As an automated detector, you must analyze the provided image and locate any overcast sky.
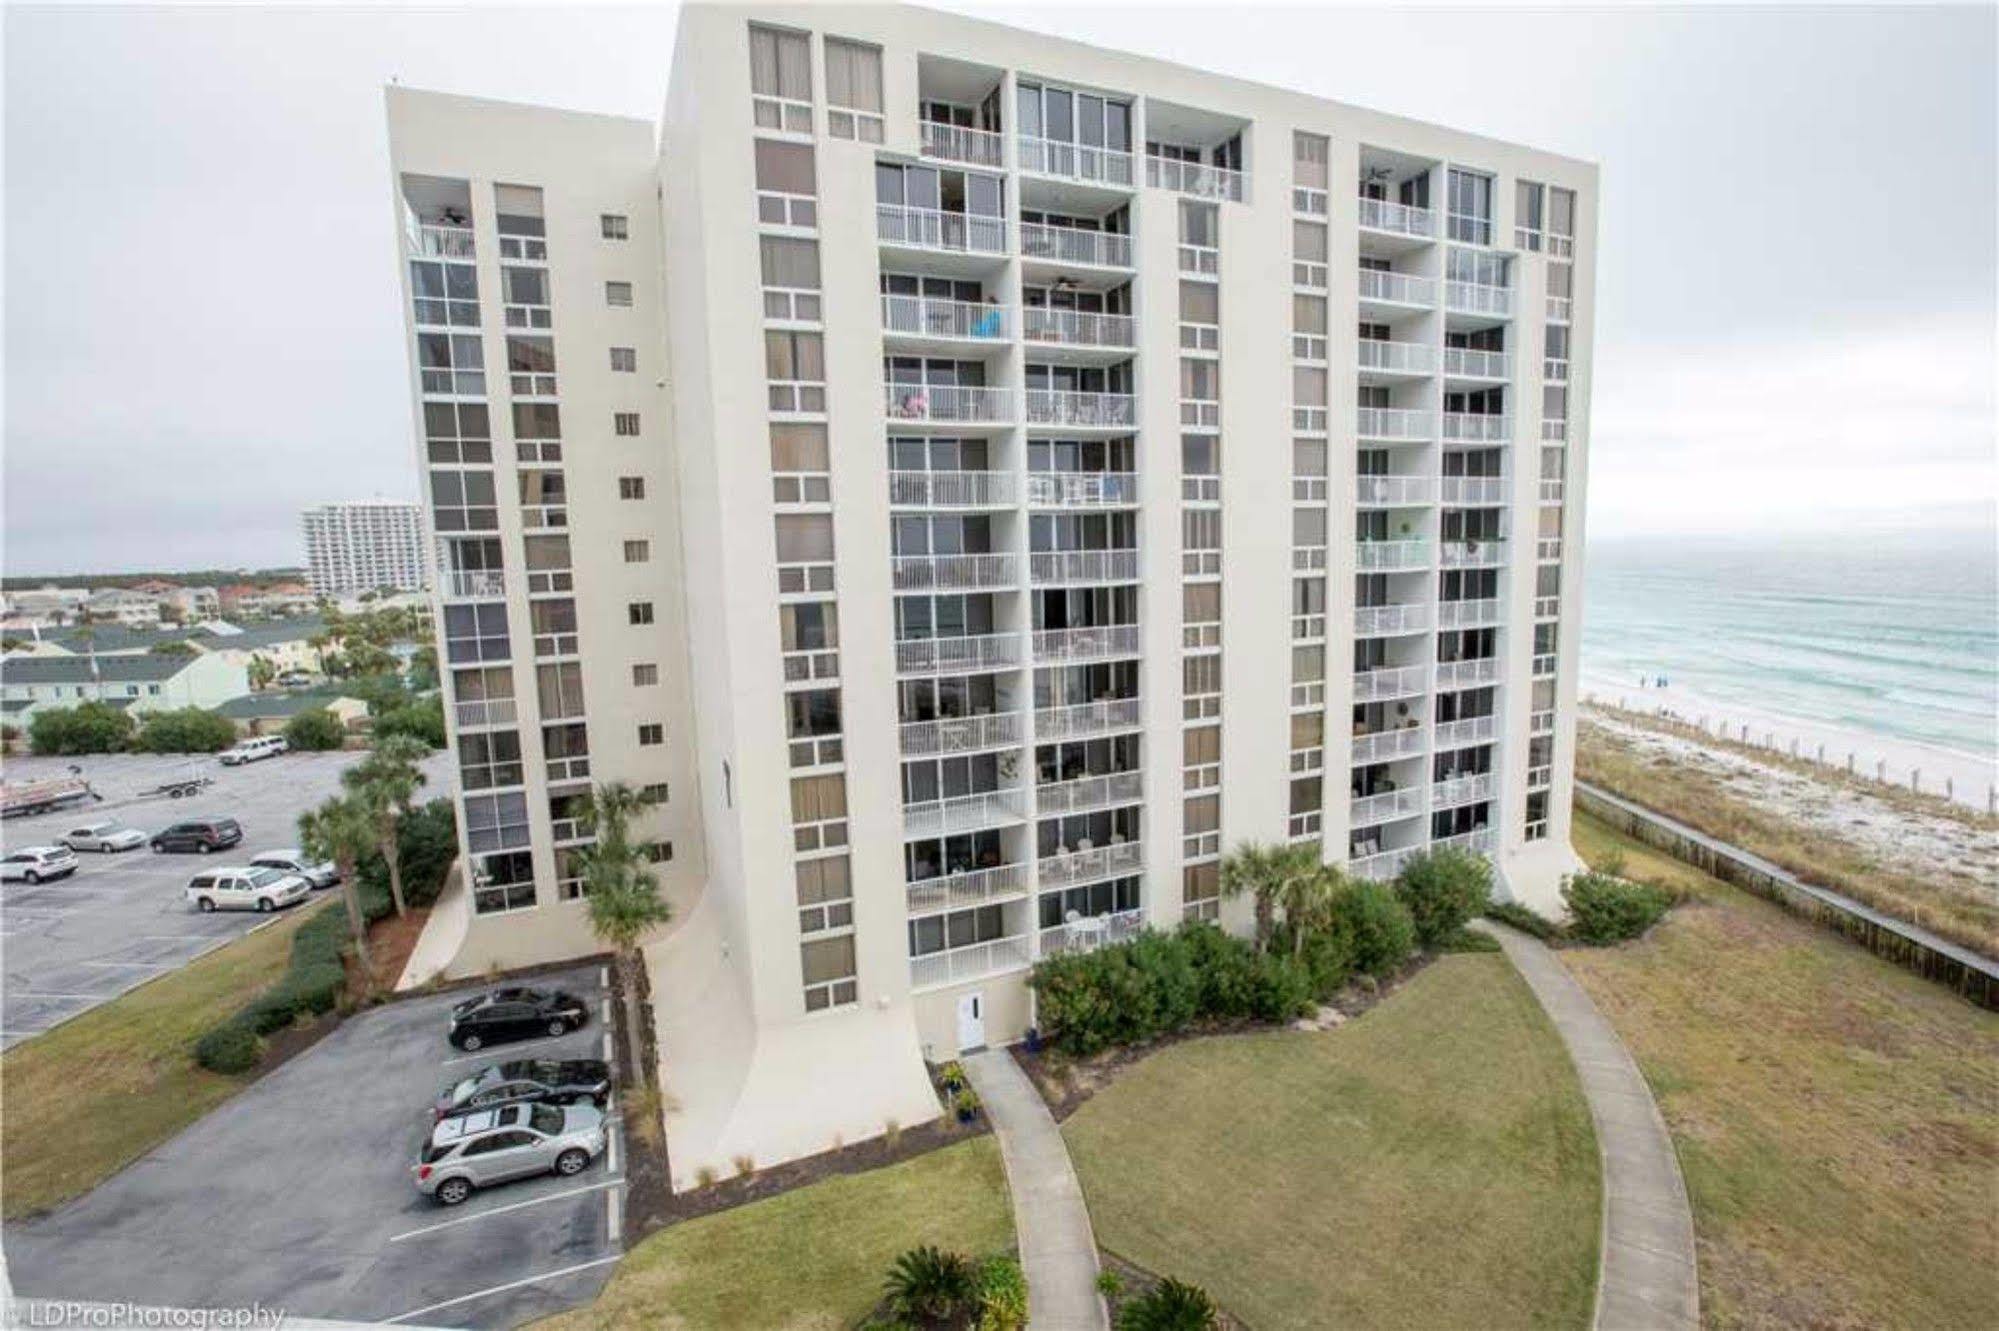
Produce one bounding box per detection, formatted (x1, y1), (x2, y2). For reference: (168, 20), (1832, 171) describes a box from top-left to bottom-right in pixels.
(4, 1), (1994, 575)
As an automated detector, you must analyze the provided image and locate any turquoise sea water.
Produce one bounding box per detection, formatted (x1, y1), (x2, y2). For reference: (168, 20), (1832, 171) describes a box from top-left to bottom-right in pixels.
(1581, 525), (1999, 761)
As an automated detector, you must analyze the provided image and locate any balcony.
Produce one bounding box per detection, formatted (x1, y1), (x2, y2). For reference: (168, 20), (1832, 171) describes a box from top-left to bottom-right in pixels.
(1037, 770), (1142, 816)
(411, 224), (476, 260)
(903, 787), (1030, 839)
(881, 294), (1010, 344)
(1442, 348), (1513, 381)
(1435, 827), (1495, 856)
(1357, 197), (1435, 239)
(1434, 715), (1498, 749)
(896, 632), (1024, 676)
(910, 934), (1032, 990)
(1355, 407), (1434, 442)
(1350, 844), (1421, 882)
(1353, 663), (1429, 703)
(1020, 223), (1132, 270)
(889, 469), (1018, 509)
(1446, 281), (1514, 319)
(1435, 656), (1501, 689)
(1022, 307), (1136, 351)
(890, 552), (1020, 592)
(907, 862), (1031, 916)
(1356, 476), (1437, 506)
(1017, 135), (1134, 188)
(1145, 155), (1245, 202)
(1351, 725), (1427, 765)
(1440, 539), (1506, 569)
(883, 383), (1012, 426)
(876, 203), (1006, 257)
(1352, 787), (1423, 827)
(1033, 624), (1141, 663)
(1357, 269), (1437, 308)
(453, 698), (518, 730)
(1433, 772), (1495, 809)
(1355, 539), (1430, 572)
(1040, 907), (1147, 957)
(1039, 839), (1144, 888)
(1030, 549), (1138, 585)
(901, 711), (1024, 758)
(441, 569), (505, 600)
(1355, 603), (1431, 636)
(1442, 413), (1512, 443)
(1441, 477), (1509, 505)
(920, 121), (1005, 169)
(1437, 598), (1501, 629)
(1356, 341), (1436, 375)
(1027, 472), (1138, 508)
(1026, 389), (1136, 430)
(1034, 697), (1142, 740)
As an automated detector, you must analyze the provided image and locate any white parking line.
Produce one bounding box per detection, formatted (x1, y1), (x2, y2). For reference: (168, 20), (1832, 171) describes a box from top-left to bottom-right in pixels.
(388, 1177), (625, 1242)
(606, 1187), (622, 1243)
(384, 1254), (623, 1325)
(77, 960), (174, 969)
(11, 991), (109, 1001)
(599, 964), (608, 987)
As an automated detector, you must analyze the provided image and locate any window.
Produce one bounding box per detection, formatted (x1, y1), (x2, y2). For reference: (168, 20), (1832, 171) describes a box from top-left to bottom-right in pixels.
(628, 601), (655, 625)
(641, 782), (669, 804)
(537, 662), (587, 719)
(619, 476), (646, 500)
(422, 401), (492, 465)
(824, 38), (883, 142)
(644, 842), (674, 864)
(765, 330), (826, 412)
(796, 854), (854, 935)
(638, 723), (664, 746)
(601, 213), (628, 240)
(755, 139), (818, 227)
(632, 662), (659, 687)
(791, 773), (848, 851)
(1447, 168), (1495, 244)
(459, 731), (524, 791)
(1293, 131), (1329, 206)
(610, 347), (636, 373)
(614, 412), (640, 436)
(801, 934), (858, 1011)
(443, 602), (510, 664)
(623, 539), (651, 563)
(605, 281), (633, 307)
(749, 24), (812, 132)
(760, 236), (822, 320)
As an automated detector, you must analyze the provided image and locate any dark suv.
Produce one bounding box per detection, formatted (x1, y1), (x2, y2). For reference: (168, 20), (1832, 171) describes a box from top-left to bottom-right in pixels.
(447, 988), (591, 1052)
(149, 818), (243, 855)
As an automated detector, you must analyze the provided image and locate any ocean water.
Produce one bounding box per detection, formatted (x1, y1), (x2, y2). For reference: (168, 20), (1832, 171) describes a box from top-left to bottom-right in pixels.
(1581, 525), (1999, 761)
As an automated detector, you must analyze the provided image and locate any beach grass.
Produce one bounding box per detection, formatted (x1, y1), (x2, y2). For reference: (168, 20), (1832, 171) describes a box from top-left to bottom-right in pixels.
(1567, 810), (1999, 1330)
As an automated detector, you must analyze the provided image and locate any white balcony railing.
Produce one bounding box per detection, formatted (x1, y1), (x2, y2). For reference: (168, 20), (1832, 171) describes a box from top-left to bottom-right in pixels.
(881, 294), (1009, 342)
(1357, 196), (1436, 238)
(876, 203), (1006, 256)
(1022, 307), (1136, 349)
(1033, 624), (1141, 663)
(1358, 269), (1437, 306)
(1350, 844), (1421, 882)
(1034, 697), (1142, 740)
(900, 711), (1024, 758)
(1026, 389), (1136, 428)
(919, 121), (1005, 168)
(890, 552), (1019, 592)
(1146, 155), (1245, 202)
(1355, 407), (1435, 441)
(1353, 664), (1429, 703)
(895, 632), (1024, 676)
(1441, 476), (1509, 505)
(1437, 598), (1500, 628)
(910, 934), (1032, 990)
(1351, 725), (1428, 765)
(1435, 827), (1496, 856)
(1434, 715), (1498, 749)
(1020, 222), (1132, 269)
(1355, 603), (1431, 636)
(1356, 340), (1437, 374)
(453, 698), (517, 729)
(1446, 281), (1514, 318)
(1026, 472), (1138, 507)
(1039, 907), (1147, 957)
(1355, 539), (1430, 571)
(1435, 657), (1501, 689)
(441, 569), (505, 600)
(1442, 413), (1512, 442)
(1440, 539), (1507, 569)
(1036, 770), (1143, 816)
(1030, 549), (1139, 584)
(1442, 348), (1513, 380)
(1432, 773), (1495, 808)
(884, 383), (1012, 425)
(1356, 476), (1437, 506)
(1038, 839), (1144, 888)
(1017, 135), (1134, 187)
(412, 224), (476, 260)
(1352, 787), (1424, 826)
(902, 787), (1030, 839)
(907, 862), (1031, 916)
(889, 469), (1018, 508)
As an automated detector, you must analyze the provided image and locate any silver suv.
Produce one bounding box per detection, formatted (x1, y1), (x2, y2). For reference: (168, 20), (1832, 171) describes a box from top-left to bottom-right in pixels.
(412, 1100), (606, 1206)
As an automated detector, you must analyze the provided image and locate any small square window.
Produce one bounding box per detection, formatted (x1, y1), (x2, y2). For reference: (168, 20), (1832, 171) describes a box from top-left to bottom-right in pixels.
(643, 840), (673, 863)
(637, 723), (664, 746)
(632, 662), (660, 687)
(605, 281), (633, 307)
(641, 782), (669, 803)
(619, 476), (646, 500)
(628, 601), (655, 625)
(614, 412), (640, 436)
(610, 347), (637, 373)
(601, 213), (629, 240)
(623, 539), (651, 563)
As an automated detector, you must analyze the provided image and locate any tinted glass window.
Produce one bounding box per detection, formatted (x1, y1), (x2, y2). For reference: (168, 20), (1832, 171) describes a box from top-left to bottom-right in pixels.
(529, 1104), (563, 1135)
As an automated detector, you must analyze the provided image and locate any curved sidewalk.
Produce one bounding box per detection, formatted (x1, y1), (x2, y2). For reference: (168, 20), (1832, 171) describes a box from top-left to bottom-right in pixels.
(1477, 921), (1701, 1331)
(962, 1050), (1109, 1331)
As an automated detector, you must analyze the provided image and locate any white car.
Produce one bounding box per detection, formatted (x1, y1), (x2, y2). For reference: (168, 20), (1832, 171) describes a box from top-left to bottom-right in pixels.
(1, 846), (80, 884)
(249, 847), (339, 889)
(184, 866), (311, 913)
(219, 736), (288, 766)
(59, 818), (148, 853)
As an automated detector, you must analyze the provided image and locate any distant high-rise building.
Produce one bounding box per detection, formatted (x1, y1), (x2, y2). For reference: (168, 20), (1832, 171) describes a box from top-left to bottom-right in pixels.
(300, 500), (429, 597)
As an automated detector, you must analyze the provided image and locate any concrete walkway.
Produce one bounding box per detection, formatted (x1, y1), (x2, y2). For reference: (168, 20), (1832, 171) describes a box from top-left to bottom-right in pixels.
(962, 1050), (1109, 1331)
(1476, 921), (1701, 1331)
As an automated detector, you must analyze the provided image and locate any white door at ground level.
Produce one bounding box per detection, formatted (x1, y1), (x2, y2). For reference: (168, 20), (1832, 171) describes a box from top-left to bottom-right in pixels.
(956, 992), (985, 1051)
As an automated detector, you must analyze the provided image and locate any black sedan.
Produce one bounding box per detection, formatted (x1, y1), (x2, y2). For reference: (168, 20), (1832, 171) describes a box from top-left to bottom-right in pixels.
(433, 1058), (613, 1121)
(446, 987), (591, 1052)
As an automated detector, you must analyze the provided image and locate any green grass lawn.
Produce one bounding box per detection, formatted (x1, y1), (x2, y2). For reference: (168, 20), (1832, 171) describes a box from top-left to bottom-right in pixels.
(1566, 810), (1999, 1330)
(537, 1136), (1014, 1331)
(1063, 954), (1600, 1330)
(2, 899), (328, 1219)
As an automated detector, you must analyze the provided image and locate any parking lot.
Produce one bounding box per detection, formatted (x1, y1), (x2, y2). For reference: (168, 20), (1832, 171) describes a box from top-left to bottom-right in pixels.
(1, 749), (453, 1049)
(5, 962), (626, 1327)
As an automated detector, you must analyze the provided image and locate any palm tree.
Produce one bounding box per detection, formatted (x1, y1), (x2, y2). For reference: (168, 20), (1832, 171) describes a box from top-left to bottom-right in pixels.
(578, 782), (673, 1089)
(298, 793), (380, 980)
(342, 734), (430, 917)
(1218, 841), (1321, 953)
(1281, 863), (1347, 958)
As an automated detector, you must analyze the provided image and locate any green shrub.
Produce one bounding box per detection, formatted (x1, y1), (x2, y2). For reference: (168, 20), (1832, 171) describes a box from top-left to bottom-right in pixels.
(1328, 879), (1417, 978)
(1117, 1277), (1220, 1331)
(976, 1255), (1028, 1331)
(134, 707), (236, 754)
(372, 695), (445, 748)
(883, 1245), (975, 1322)
(1437, 927), (1502, 953)
(1298, 911), (1356, 999)
(1125, 931), (1202, 1036)
(193, 1022), (260, 1074)
(1562, 871), (1673, 944)
(1246, 951), (1314, 1022)
(356, 798), (457, 909)
(283, 707), (344, 751)
(1393, 846), (1493, 949)
(1179, 921), (1258, 1019)
(1486, 900), (1563, 941)
(28, 701), (135, 755)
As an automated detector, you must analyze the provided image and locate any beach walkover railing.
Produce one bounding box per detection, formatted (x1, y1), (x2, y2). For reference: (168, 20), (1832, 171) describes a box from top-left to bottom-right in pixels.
(1576, 782), (1999, 1011)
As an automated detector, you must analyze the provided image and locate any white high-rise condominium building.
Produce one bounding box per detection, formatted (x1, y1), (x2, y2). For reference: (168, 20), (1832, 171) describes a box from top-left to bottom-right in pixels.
(301, 500), (430, 597)
(389, 2), (1595, 1187)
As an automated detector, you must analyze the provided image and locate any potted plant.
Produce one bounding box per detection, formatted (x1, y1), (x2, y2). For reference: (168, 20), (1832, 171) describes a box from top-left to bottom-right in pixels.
(953, 1087), (980, 1123)
(939, 1060), (966, 1093)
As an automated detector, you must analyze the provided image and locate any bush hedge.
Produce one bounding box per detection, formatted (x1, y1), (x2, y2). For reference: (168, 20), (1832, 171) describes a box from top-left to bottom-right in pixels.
(1328, 879), (1418, 979)
(1392, 846), (1493, 948)
(134, 707), (237, 754)
(282, 707), (345, 751)
(28, 701), (135, 755)
(1562, 871), (1673, 944)
(1485, 900), (1563, 941)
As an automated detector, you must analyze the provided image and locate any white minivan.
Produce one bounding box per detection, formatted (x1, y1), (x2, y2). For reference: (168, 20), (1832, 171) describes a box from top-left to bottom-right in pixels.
(184, 866), (311, 913)
(219, 736), (288, 766)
